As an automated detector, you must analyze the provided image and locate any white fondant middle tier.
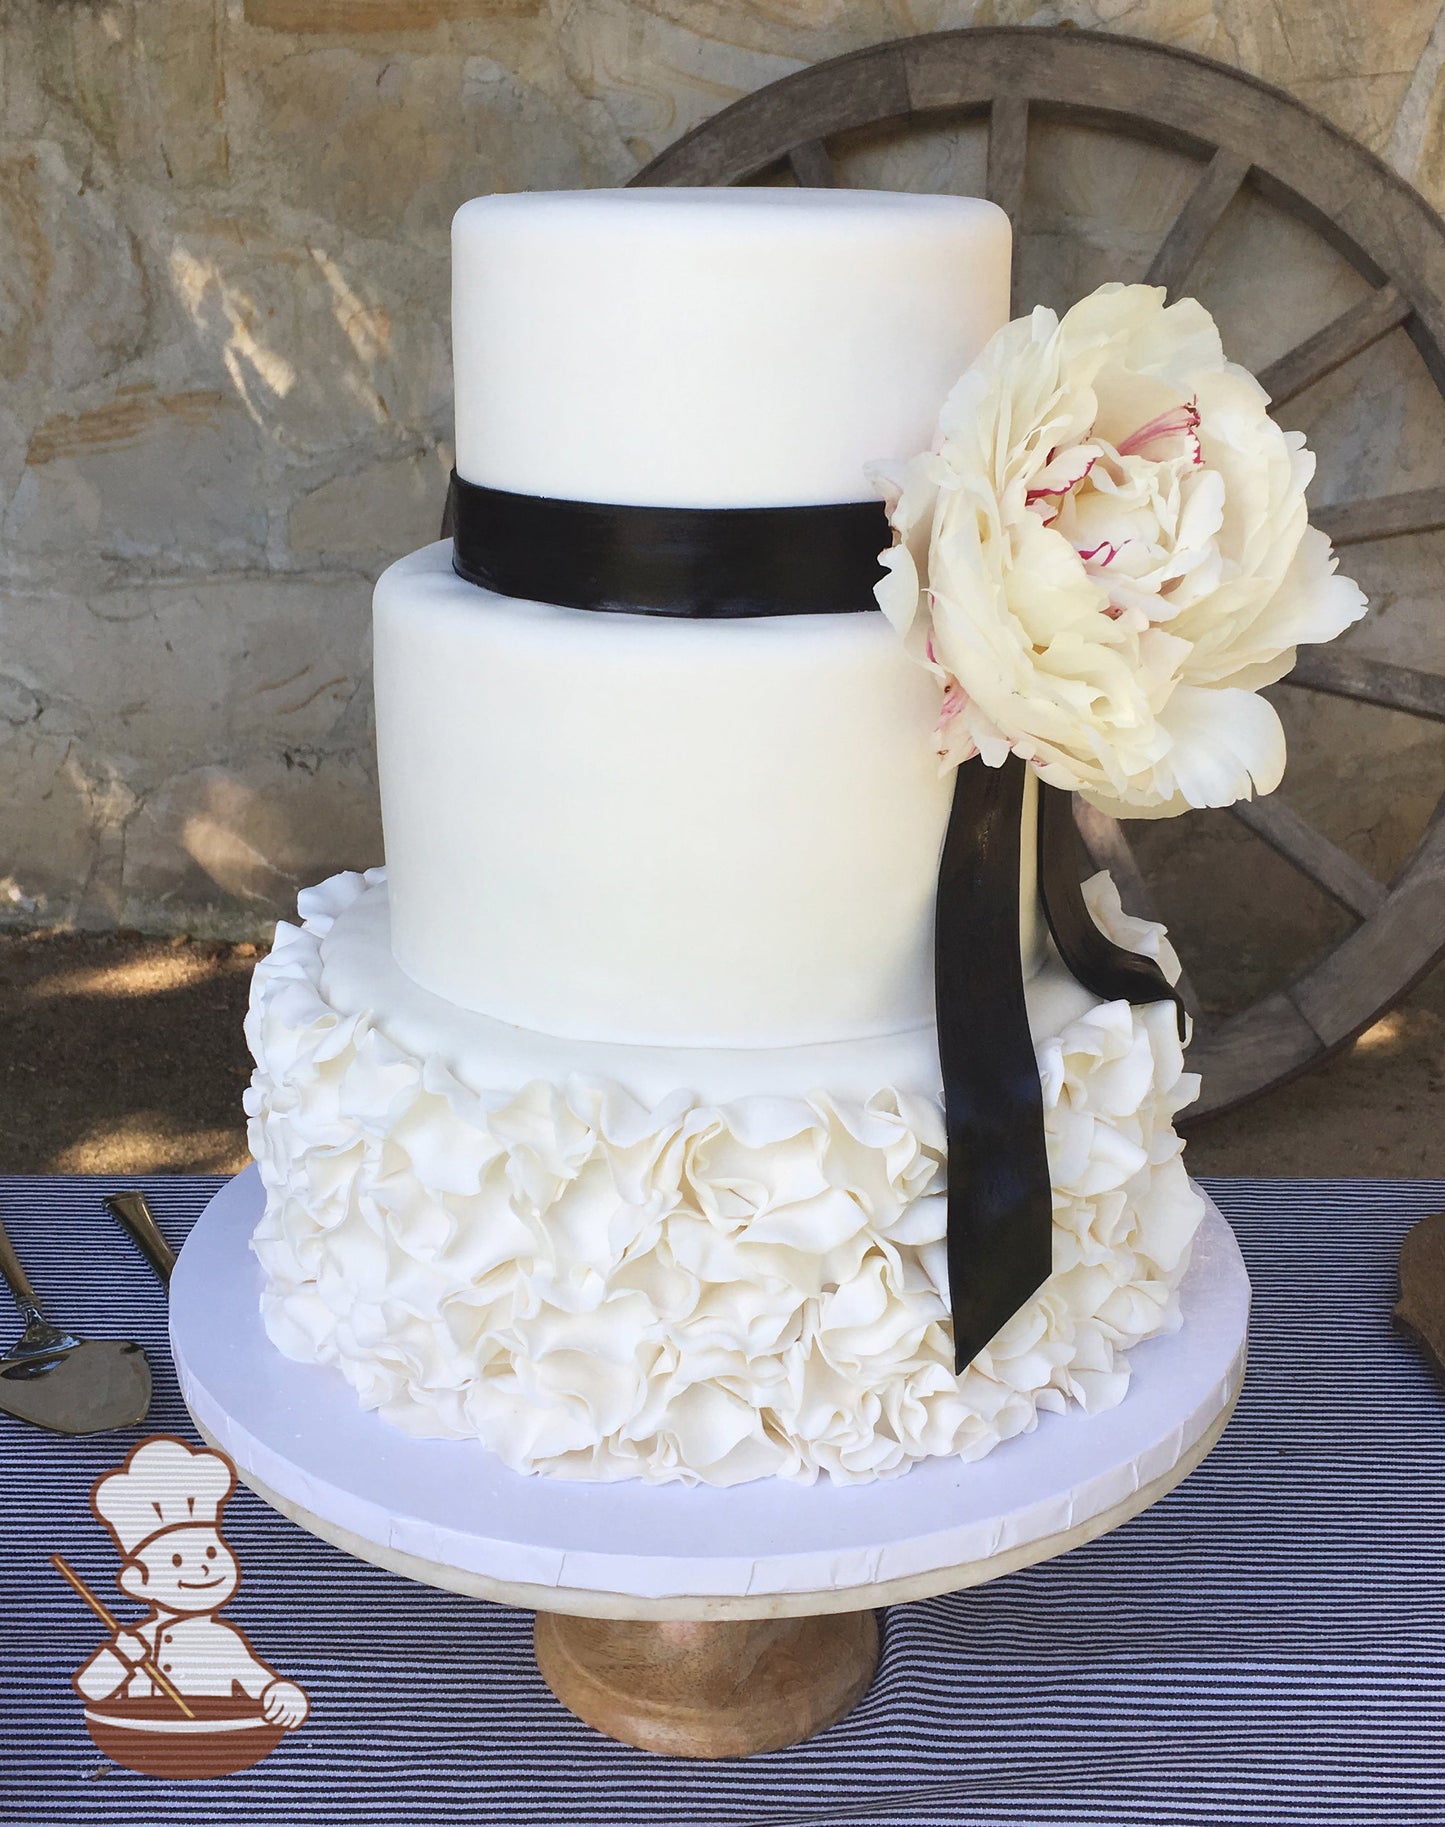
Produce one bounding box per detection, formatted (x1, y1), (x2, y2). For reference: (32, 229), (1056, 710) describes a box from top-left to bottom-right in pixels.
(375, 541), (1046, 1048)
(317, 869), (1085, 1111)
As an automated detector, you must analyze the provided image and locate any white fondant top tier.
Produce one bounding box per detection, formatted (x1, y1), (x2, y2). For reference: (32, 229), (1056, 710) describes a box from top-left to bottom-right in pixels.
(451, 187), (1011, 507)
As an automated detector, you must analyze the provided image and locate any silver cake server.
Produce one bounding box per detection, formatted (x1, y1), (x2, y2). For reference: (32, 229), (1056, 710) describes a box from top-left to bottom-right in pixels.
(103, 1191), (177, 1283)
(0, 1211), (151, 1434)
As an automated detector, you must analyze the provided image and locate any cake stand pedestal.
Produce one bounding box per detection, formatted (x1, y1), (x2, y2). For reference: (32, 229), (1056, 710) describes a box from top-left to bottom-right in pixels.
(171, 1168), (1249, 1758)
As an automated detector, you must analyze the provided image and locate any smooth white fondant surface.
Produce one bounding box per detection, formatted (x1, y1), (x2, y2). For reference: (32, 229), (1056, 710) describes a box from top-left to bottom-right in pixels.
(320, 868), (1087, 1108)
(176, 1166), (1247, 1609)
(451, 188), (1011, 507)
(245, 869), (1205, 1488)
(375, 542), (1044, 1047)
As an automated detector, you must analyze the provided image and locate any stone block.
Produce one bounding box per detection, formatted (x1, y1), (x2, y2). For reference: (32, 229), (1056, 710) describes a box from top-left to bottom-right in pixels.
(0, 573), (374, 775)
(243, 0), (541, 32)
(227, 43), (619, 242)
(163, 214), (450, 457)
(0, 728), (110, 927)
(54, 0), (232, 192)
(0, 141), (148, 392)
(288, 449), (449, 566)
(122, 753), (382, 931)
(551, 0), (812, 169)
(8, 387), (270, 575)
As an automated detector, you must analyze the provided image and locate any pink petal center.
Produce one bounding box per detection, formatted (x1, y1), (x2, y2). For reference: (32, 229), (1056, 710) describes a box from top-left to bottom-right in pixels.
(1026, 451), (1097, 513)
(1116, 398), (1202, 464)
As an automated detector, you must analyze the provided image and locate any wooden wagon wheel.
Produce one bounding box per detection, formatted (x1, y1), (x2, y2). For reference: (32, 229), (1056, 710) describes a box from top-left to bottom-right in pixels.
(631, 26), (1445, 1124)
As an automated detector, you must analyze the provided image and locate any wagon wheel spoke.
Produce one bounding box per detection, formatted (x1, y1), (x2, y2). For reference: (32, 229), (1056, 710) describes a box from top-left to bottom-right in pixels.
(986, 96), (1029, 307)
(633, 26), (1445, 1122)
(986, 95), (1029, 217)
(1183, 998), (1322, 1123)
(1072, 801), (1204, 1018)
(1259, 285), (1412, 406)
(787, 140), (838, 188)
(1145, 147), (1252, 297)
(1227, 795), (1387, 921)
(1282, 650), (1445, 722)
(1312, 485), (1445, 546)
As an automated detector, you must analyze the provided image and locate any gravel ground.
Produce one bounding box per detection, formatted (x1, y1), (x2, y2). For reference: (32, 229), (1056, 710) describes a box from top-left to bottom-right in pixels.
(0, 931), (1441, 1179)
(0, 931), (260, 1176)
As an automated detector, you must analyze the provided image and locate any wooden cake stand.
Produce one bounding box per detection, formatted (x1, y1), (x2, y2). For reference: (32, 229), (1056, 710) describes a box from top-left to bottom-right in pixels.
(170, 1169), (1249, 1758)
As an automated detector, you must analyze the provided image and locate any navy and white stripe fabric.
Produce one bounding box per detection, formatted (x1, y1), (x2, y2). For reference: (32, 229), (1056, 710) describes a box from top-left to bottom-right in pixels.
(2, 1175), (1443, 1827)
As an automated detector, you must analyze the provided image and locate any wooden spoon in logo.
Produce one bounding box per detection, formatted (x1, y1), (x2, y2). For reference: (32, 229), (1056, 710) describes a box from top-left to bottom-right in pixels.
(0, 1216), (150, 1434)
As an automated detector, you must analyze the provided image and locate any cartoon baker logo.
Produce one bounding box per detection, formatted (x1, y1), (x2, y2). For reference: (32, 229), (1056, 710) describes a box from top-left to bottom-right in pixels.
(52, 1434), (309, 1779)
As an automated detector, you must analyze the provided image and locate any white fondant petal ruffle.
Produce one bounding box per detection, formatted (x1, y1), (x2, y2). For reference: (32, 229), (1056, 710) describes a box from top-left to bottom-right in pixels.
(246, 870), (1204, 1487)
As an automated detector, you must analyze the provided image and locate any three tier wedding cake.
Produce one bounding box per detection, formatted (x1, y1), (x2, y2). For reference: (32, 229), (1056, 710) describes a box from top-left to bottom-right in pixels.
(244, 186), (1363, 1487)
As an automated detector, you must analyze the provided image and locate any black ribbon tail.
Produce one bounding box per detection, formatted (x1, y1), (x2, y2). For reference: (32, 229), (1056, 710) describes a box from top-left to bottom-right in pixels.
(937, 755), (1054, 1372)
(1037, 784), (1188, 1042)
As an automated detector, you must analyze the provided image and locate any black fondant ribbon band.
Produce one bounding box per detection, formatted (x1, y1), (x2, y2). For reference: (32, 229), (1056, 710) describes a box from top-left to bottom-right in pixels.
(446, 478), (1185, 1375)
(449, 471), (889, 617)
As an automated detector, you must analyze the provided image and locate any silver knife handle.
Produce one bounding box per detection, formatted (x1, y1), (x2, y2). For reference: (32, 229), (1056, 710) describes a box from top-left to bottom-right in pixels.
(103, 1194), (177, 1284)
(0, 1216), (45, 1324)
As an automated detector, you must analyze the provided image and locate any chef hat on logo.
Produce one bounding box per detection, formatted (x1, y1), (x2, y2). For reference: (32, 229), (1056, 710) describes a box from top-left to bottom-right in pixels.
(92, 1436), (236, 1560)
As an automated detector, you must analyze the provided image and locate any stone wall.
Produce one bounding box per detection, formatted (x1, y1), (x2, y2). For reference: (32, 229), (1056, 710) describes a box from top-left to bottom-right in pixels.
(3, 0), (1444, 987)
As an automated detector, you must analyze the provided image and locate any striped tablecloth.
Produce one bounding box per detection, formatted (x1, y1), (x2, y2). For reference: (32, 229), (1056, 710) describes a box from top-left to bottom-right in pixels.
(2, 1175), (1443, 1827)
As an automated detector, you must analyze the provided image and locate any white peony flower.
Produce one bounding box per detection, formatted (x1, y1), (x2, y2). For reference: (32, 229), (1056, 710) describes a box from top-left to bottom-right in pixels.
(872, 283), (1368, 815)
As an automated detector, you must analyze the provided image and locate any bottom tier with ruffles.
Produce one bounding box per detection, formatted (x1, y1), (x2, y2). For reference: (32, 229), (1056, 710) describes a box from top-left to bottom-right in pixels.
(244, 869), (1204, 1488)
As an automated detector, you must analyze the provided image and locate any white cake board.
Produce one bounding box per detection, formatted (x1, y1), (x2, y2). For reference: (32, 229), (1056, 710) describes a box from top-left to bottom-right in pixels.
(171, 1166), (1248, 1622)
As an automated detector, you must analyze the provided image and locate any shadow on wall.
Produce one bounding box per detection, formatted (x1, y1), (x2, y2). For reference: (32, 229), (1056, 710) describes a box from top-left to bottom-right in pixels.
(4, 751), (381, 941)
